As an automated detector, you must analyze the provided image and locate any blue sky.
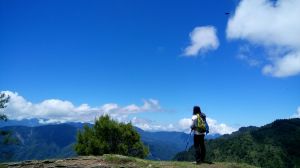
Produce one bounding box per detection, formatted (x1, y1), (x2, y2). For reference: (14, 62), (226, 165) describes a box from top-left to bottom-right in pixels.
(1, 0), (300, 133)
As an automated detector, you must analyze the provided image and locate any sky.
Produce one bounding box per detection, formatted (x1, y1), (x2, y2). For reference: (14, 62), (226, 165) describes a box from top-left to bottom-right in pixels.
(1, 0), (300, 134)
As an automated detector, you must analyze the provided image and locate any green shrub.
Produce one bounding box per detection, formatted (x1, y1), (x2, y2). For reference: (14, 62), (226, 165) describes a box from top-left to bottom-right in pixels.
(74, 115), (149, 158)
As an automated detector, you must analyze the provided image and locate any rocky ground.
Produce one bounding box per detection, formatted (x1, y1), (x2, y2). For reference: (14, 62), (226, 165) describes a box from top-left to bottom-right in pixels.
(1, 154), (258, 168)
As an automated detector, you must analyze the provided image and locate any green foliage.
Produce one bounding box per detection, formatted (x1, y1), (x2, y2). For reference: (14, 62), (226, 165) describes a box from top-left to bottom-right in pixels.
(174, 118), (300, 168)
(0, 93), (10, 121)
(0, 115), (7, 122)
(0, 93), (13, 145)
(74, 115), (149, 158)
(0, 93), (9, 109)
(0, 93), (17, 160)
(0, 131), (19, 145)
(173, 149), (195, 162)
(205, 132), (286, 168)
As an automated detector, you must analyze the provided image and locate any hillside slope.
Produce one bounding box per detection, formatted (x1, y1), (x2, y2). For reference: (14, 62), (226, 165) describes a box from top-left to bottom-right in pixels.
(1, 154), (257, 168)
(0, 124), (78, 161)
(174, 118), (300, 168)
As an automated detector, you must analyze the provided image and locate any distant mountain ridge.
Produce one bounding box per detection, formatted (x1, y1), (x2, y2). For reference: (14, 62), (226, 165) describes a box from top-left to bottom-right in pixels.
(0, 118), (92, 128)
(0, 118), (42, 127)
(174, 118), (300, 168)
(0, 119), (220, 162)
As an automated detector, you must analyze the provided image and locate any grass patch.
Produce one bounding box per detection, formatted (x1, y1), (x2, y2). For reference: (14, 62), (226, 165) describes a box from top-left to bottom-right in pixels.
(103, 154), (157, 167)
(103, 154), (137, 164)
(0, 164), (7, 168)
(102, 155), (258, 168)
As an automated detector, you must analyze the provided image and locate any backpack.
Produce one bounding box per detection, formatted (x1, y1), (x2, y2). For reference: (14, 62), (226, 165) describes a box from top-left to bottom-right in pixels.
(196, 114), (206, 133)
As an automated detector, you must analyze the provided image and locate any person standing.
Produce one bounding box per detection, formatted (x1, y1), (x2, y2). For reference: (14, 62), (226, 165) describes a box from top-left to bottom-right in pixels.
(190, 106), (209, 164)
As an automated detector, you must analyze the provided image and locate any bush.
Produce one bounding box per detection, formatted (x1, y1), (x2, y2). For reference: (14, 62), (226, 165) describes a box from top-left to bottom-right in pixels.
(74, 115), (149, 158)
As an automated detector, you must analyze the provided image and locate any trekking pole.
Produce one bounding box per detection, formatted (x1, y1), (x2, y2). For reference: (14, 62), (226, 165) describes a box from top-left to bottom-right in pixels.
(185, 129), (193, 151)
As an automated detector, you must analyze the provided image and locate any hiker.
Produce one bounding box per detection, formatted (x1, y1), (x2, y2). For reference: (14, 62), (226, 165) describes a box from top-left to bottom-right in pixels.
(190, 106), (209, 164)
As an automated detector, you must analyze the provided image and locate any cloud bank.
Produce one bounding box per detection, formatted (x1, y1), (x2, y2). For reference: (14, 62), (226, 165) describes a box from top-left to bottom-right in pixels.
(1, 91), (161, 124)
(227, 0), (300, 77)
(183, 26), (219, 56)
(1, 91), (235, 134)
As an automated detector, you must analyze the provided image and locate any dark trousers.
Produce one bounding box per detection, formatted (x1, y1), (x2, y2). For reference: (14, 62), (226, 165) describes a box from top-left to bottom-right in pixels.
(194, 134), (205, 162)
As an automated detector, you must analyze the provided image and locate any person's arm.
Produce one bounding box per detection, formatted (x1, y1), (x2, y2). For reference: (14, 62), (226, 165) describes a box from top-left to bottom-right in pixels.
(190, 115), (197, 130)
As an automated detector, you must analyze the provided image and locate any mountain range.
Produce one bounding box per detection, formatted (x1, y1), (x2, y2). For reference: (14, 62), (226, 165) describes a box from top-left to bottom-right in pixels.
(2, 118), (300, 167)
(0, 119), (219, 162)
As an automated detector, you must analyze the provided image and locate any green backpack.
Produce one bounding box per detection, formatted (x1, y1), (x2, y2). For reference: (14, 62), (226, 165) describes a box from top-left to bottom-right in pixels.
(196, 114), (206, 133)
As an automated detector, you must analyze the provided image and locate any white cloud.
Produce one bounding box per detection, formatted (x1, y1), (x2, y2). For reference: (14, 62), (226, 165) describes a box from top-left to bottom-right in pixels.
(227, 0), (300, 77)
(178, 118), (192, 130)
(1, 91), (161, 124)
(262, 52), (300, 77)
(292, 106), (300, 118)
(178, 117), (236, 135)
(183, 26), (219, 56)
(206, 118), (237, 135)
(131, 117), (175, 132)
(1, 91), (236, 134)
(237, 45), (261, 67)
(237, 54), (261, 67)
(131, 116), (236, 134)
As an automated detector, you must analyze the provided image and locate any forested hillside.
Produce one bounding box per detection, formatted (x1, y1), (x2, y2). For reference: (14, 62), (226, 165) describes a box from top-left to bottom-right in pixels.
(174, 118), (300, 168)
(0, 124), (78, 161)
